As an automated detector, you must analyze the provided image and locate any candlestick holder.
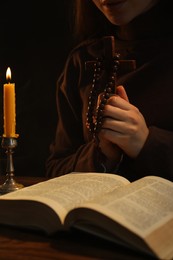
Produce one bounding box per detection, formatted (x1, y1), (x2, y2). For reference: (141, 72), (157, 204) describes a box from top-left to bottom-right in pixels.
(0, 137), (24, 194)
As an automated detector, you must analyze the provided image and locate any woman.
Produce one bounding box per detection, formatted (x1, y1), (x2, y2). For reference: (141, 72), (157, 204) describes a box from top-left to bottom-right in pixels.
(46, 0), (173, 181)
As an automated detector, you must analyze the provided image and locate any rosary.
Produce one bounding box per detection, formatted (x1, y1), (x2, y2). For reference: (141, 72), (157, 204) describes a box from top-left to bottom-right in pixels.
(85, 36), (136, 143)
(86, 53), (120, 141)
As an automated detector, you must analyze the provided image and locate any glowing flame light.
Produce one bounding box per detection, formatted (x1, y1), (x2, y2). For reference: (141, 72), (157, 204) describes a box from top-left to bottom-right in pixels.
(6, 67), (11, 82)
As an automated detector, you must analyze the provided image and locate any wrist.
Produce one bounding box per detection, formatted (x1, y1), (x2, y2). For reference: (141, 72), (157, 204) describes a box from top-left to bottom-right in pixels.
(96, 145), (123, 173)
(101, 153), (124, 173)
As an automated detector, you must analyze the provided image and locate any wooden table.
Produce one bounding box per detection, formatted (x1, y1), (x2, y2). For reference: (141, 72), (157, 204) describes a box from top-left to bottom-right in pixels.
(0, 176), (155, 260)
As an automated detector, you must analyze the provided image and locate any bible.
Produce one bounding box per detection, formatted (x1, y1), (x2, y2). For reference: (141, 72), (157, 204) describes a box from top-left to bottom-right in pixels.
(0, 172), (173, 260)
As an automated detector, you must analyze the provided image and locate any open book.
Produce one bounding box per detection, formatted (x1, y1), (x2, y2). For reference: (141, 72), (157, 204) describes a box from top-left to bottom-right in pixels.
(0, 172), (173, 260)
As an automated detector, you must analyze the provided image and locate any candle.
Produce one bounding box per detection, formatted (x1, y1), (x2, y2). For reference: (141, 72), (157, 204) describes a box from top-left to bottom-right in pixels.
(3, 67), (18, 138)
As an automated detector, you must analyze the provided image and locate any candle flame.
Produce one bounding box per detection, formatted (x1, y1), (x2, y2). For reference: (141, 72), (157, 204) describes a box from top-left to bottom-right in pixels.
(6, 67), (11, 82)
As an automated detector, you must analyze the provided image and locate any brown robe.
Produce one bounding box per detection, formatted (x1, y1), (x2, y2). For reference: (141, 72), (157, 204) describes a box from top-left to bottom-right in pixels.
(46, 1), (173, 181)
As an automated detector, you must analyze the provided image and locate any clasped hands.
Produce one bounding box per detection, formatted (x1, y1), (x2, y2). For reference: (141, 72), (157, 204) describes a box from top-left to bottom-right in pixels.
(98, 85), (149, 166)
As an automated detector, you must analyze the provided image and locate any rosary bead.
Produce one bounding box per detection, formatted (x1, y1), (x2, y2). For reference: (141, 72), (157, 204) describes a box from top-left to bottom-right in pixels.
(105, 92), (110, 99)
(106, 87), (112, 93)
(99, 103), (105, 109)
(102, 98), (107, 104)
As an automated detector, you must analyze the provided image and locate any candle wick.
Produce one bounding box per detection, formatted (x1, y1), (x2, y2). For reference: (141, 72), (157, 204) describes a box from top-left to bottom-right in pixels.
(7, 78), (11, 84)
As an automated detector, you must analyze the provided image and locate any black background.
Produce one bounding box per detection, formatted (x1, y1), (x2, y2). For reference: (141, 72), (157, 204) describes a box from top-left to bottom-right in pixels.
(0, 0), (74, 176)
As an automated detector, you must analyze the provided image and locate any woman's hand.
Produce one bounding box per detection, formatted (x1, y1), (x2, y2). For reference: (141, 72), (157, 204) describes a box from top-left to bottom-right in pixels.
(99, 85), (149, 158)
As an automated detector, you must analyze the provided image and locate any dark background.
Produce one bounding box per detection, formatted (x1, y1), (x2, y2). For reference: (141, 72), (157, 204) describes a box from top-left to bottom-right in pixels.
(0, 1), (74, 176)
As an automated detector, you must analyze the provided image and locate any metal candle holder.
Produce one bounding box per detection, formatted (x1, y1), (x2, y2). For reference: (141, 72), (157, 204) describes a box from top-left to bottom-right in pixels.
(0, 137), (24, 194)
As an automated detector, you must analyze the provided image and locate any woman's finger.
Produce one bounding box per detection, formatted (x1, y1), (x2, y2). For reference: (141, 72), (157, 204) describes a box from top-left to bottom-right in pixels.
(116, 85), (129, 102)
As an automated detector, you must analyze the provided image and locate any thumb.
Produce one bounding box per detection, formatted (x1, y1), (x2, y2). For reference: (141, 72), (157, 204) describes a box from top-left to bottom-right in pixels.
(116, 85), (129, 102)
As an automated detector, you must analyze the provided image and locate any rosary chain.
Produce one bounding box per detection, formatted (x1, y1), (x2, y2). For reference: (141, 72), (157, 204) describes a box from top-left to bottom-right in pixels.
(86, 54), (120, 142)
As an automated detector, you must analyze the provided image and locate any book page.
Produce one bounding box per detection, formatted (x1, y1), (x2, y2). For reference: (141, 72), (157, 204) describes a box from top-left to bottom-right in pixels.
(0, 172), (129, 224)
(80, 176), (173, 237)
(146, 218), (173, 260)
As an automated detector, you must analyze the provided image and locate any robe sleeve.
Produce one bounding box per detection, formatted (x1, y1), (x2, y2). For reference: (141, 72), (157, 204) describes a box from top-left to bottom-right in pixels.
(120, 126), (173, 181)
(46, 50), (101, 177)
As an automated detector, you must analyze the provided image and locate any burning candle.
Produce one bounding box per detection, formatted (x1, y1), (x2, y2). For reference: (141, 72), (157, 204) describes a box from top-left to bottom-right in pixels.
(3, 67), (18, 138)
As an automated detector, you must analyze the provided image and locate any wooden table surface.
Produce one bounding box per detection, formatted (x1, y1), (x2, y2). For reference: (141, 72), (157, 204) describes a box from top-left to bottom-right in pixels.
(0, 176), (156, 260)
